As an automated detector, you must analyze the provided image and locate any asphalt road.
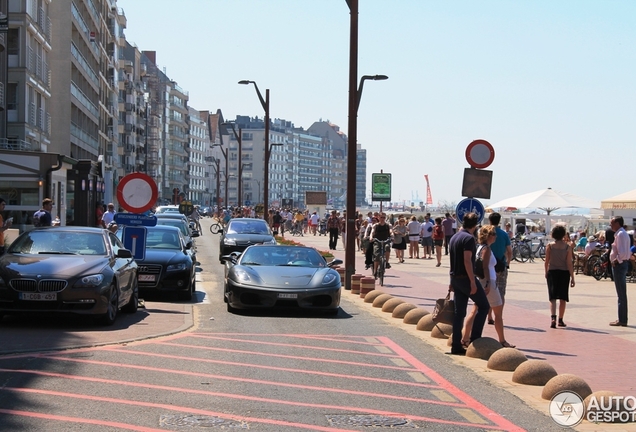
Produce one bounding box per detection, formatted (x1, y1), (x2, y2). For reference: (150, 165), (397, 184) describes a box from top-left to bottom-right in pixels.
(0, 218), (561, 431)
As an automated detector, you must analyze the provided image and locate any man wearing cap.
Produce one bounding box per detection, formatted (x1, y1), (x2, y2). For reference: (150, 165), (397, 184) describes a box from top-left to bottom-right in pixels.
(102, 203), (116, 226)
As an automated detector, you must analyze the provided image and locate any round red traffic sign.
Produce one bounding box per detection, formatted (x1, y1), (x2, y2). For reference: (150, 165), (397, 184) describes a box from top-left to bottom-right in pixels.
(465, 139), (495, 169)
(116, 173), (158, 214)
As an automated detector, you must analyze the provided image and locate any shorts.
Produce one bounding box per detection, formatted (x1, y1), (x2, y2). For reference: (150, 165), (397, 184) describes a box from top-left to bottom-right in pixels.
(480, 278), (503, 307)
(495, 267), (508, 298)
(373, 241), (391, 261)
(421, 237), (433, 248)
(434, 239), (443, 247)
(408, 235), (420, 242)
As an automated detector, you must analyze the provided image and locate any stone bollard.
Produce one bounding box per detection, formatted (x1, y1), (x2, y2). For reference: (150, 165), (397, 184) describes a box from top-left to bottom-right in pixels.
(350, 274), (363, 295)
(335, 267), (347, 289)
(360, 277), (375, 298)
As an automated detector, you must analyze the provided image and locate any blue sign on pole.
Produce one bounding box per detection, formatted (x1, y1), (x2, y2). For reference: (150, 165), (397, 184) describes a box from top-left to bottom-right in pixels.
(122, 226), (147, 260)
(114, 213), (157, 227)
(455, 198), (485, 225)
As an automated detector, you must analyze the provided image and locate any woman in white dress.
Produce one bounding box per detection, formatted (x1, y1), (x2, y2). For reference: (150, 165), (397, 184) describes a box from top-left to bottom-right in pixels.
(462, 225), (514, 348)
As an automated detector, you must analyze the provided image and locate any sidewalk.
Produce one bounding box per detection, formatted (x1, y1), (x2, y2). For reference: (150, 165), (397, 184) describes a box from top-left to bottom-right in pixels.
(294, 231), (636, 398)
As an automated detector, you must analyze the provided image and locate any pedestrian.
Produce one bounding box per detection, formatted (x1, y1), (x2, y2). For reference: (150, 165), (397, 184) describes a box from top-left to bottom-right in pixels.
(407, 216), (421, 259)
(0, 197), (12, 255)
(486, 212), (512, 325)
(504, 222), (513, 239)
(272, 210), (283, 236)
(327, 210), (340, 250)
(355, 213), (363, 251)
(102, 203), (116, 227)
(420, 213), (434, 259)
(392, 217), (408, 263)
(448, 212), (490, 355)
(363, 216), (378, 270)
(544, 225), (575, 329)
(442, 212), (454, 255)
(95, 202), (105, 228)
(33, 198), (54, 227)
(609, 216), (631, 327)
(462, 225), (515, 348)
(432, 217), (444, 267)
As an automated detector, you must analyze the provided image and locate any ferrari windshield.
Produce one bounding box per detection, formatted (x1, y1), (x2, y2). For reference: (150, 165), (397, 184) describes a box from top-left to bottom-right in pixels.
(240, 246), (325, 268)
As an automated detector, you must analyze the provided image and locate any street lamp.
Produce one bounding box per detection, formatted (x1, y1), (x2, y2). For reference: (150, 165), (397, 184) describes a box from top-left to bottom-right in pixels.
(238, 80), (271, 216)
(211, 142), (228, 208)
(221, 122), (243, 206)
(344, 0), (388, 290)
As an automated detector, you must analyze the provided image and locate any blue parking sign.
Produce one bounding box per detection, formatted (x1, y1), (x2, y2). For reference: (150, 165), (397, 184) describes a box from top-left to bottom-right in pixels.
(122, 226), (147, 261)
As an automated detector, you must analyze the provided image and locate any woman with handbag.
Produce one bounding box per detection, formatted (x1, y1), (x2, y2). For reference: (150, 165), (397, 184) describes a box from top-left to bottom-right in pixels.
(392, 217), (408, 263)
(462, 225), (515, 348)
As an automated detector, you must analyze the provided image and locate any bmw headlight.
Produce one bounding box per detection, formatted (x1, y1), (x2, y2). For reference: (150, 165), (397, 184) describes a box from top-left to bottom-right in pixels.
(322, 272), (338, 285)
(167, 263), (188, 272)
(74, 274), (104, 287)
(224, 238), (237, 245)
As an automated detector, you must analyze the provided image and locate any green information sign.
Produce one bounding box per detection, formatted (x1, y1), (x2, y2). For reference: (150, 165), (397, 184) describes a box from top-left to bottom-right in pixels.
(371, 173), (391, 202)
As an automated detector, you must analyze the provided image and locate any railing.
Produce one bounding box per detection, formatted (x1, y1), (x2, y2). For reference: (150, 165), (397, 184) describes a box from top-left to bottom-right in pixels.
(0, 138), (41, 151)
(70, 122), (99, 150)
(70, 82), (99, 118)
(71, 43), (98, 83)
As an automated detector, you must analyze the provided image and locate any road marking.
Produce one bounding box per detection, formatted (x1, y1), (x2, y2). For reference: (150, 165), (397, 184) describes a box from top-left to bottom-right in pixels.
(430, 389), (457, 402)
(391, 358), (410, 367)
(454, 408), (489, 424)
(407, 371), (431, 383)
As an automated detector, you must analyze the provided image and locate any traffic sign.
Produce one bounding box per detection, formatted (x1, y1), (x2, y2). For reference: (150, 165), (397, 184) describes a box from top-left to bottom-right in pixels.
(461, 168), (493, 199)
(114, 213), (157, 227)
(455, 198), (485, 224)
(116, 173), (158, 214)
(465, 139), (495, 169)
(122, 226), (147, 260)
(179, 200), (194, 215)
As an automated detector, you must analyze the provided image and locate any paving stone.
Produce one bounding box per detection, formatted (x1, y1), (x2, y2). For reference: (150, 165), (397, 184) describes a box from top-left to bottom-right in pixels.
(416, 313), (436, 331)
(466, 337), (502, 360)
(381, 297), (405, 313)
(487, 347), (528, 371)
(391, 303), (417, 319)
(363, 290), (385, 303)
(512, 360), (558, 386)
(541, 373), (593, 400)
(372, 294), (394, 308)
(403, 308), (430, 325)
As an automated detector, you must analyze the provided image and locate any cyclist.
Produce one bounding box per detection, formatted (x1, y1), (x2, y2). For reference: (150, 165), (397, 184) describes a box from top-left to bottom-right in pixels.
(188, 207), (202, 234)
(370, 212), (392, 278)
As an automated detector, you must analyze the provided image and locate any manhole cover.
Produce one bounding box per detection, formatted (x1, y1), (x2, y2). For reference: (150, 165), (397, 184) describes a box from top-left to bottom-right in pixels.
(326, 414), (416, 428)
(160, 414), (248, 428)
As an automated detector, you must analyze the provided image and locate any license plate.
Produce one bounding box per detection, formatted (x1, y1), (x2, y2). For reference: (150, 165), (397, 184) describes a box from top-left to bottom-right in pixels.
(278, 293), (298, 299)
(19, 292), (57, 301)
(138, 275), (156, 282)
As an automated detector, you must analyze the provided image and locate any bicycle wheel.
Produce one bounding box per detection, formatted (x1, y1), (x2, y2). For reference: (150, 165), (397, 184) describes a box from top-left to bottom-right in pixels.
(538, 245), (546, 261)
(521, 244), (532, 262)
(591, 261), (604, 281)
(512, 245), (522, 262)
(210, 223), (221, 234)
(378, 262), (385, 286)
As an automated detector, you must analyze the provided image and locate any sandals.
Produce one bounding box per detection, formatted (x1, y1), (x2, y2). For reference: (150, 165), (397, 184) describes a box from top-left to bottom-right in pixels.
(501, 341), (516, 348)
(487, 319), (495, 325)
(461, 340), (471, 349)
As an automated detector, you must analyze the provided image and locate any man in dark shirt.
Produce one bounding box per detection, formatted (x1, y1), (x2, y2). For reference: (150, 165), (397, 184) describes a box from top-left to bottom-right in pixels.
(370, 213), (392, 277)
(448, 212), (490, 355)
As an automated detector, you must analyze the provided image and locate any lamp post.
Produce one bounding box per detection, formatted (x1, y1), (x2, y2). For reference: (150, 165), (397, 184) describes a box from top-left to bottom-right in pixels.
(344, 0), (388, 290)
(211, 157), (221, 211)
(238, 80), (270, 216)
(211, 142), (228, 208)
(221, 122), (243, 206)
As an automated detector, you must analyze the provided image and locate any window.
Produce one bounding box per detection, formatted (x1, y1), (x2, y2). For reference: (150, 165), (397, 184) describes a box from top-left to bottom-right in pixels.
(8, 28), (19, 56)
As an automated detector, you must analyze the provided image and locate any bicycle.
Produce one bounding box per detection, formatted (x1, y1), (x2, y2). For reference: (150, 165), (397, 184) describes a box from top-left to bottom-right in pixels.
(289, 221), (304, 237)
(512, 236), (532, 263)
(373, 238), (392, 286)
(209, 218), (225, 234)
(588, 248), (612, 281)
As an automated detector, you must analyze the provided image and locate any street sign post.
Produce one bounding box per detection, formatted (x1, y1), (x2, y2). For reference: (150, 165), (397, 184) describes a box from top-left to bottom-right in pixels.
(114, 213), (157, 227)
(116, 172), (158, 214)
(122, 226), (147, 260)
(465, 139), (495, 169)
(456, 198), (485, 224)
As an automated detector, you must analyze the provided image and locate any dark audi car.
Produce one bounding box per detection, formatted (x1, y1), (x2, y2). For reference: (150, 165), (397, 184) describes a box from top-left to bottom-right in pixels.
(121, 225), (196, 301)
(0, 227), (138, 325)
(218, 218), (275, 263)
(221, 245), (342, 314)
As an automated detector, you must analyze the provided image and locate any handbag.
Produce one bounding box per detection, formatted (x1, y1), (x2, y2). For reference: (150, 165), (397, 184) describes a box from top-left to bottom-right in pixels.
(431, 290), (455, 325)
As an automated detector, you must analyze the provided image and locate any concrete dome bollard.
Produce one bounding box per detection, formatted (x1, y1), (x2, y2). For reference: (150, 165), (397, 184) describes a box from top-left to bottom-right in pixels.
(430, 323), (453, 339)
(466, 337), (502, 361)
(372, 293), (393, 308)
(512, 360), (558, 386)
(584, 391), (636, 423)
(416, 314), (436, 331)
(350, 274), (363, 295)
(392, 303), (417, 319)
(381, 297), (405, 313)
(359, 278), (376, 299)
(403, 308), (430, 325)
(541, 374), (593, 401)
(487, 348), (528, 371)
(363, 289), (385, 303)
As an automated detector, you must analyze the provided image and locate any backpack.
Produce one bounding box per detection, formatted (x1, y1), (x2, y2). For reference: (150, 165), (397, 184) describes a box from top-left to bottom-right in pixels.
(433, 225), (444, 240)
(474, 245), (486, 279)
(33, 210), (45, 227)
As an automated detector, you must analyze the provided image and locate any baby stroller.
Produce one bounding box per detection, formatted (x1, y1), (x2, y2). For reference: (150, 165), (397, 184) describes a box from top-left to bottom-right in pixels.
(318, 218), (327, 236)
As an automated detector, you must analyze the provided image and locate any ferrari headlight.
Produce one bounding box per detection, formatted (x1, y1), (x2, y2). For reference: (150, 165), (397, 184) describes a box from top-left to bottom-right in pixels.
(167, 263), (187, 272)
(224, 238), (237, 245)
(74, 274), (104, 287)
(233, 268), (252, 283)
(322, 272), (338, 285)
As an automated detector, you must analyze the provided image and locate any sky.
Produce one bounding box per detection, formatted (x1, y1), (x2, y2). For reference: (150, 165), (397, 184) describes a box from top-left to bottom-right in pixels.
(118, 0), (636, 209)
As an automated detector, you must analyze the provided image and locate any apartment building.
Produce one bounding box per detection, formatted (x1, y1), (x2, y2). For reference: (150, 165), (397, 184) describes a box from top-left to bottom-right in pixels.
(187, 106), (210, 206)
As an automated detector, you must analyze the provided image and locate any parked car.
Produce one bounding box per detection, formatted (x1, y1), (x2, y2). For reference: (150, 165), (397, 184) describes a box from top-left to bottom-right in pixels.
(119, 225), (196, 301)
(0, 227), (138, 325)
(218, 218), (276, 263)
(154, 213), (199, 262)
(221, 245), (342, 314)
(154, 205), (180, 214)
